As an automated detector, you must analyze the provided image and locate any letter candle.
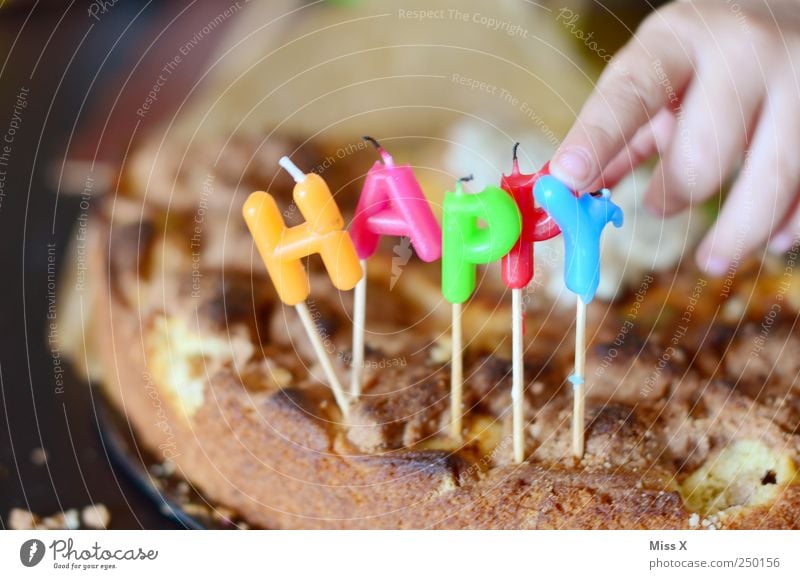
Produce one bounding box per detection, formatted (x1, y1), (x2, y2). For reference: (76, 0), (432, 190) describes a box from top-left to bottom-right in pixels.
(242, 156), (363, 418)
(533, 175), (623, 458)
(348, 137), (442, 398)
(442, 176), (521, 441)
(500, 143), (563, 464)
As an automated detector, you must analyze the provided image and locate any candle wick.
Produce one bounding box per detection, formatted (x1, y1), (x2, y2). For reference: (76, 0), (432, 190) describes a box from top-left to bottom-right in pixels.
(278, 156), (306, 183)
(362, 135), (392, 165)
(512, 142), (521, 174)
(362, 135), (381, 150)
(456, 174), (474, 195)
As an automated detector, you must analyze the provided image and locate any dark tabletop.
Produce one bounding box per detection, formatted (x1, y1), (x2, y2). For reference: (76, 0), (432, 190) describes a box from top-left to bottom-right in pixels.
(0, 0), (197, 530)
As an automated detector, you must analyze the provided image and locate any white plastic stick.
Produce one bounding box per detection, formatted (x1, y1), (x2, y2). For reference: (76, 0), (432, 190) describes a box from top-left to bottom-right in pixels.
(511, 288), (525, 463)
(450, 302), (463, 441)
(279, 155), (306, 183)
(572, 297), (587, 459)
(351, 259), (367, 398)
(295, 302), (350, 418)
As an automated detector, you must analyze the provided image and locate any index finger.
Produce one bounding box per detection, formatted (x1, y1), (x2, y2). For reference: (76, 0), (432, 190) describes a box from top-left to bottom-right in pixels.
(550, 8), (696, 191)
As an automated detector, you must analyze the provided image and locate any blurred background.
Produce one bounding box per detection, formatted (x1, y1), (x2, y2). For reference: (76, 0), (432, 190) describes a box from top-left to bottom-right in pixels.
(0, 0), (665, 529)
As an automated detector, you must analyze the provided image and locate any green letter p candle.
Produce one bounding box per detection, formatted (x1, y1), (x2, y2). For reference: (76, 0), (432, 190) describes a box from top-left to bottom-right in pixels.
(441, 181), (522, 303)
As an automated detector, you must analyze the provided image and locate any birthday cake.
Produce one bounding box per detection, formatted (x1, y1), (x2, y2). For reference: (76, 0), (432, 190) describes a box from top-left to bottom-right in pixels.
(74, 133), (800, 530)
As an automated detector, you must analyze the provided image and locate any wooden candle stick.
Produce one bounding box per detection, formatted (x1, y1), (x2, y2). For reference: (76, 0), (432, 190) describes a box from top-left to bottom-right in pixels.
(571, 297), (587, 458)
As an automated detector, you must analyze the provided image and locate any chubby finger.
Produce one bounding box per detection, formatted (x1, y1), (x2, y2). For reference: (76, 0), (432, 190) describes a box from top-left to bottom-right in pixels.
(592, 107), (676, 190)
(550, 5), (695, 191)
(644, 37), (764, 218)
(768, 197), (800, 255)
(696, 87), (800, 275)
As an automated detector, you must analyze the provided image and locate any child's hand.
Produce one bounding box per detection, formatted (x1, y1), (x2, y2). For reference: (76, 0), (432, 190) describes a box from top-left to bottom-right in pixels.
(549, 0), (800, 274)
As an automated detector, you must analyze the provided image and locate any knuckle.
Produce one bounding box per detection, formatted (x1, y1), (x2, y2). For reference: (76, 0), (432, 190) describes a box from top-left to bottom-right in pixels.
(615, 64), (665, 114)
(582, 119), (618, 157)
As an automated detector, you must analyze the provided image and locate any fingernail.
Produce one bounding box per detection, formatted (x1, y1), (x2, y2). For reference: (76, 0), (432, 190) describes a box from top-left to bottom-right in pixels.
(769, 232), (794, 254)
(552, 147), (593, 188)
(703, 256), (729, 277)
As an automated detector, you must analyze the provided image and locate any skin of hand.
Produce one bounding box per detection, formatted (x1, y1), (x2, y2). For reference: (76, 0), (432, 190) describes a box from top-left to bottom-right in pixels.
(549, 0), (800, 275)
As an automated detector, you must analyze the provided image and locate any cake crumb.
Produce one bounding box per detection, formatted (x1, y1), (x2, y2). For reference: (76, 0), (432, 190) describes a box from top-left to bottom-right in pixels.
(40, 509), (80, 530)
(81, 504), (111, 529)
(429, 336), (452, 365)
(8, 508), (39, 530)
(688, 513), (700, 528)
(30, 447), (48, 466)
(264, 359), (292, 388)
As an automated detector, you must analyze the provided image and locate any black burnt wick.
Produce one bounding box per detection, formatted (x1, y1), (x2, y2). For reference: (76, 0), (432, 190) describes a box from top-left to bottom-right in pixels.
(362, 136), (382, 150)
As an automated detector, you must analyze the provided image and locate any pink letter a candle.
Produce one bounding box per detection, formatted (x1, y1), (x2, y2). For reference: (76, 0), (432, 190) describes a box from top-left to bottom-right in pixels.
(347, 137), (442, 398)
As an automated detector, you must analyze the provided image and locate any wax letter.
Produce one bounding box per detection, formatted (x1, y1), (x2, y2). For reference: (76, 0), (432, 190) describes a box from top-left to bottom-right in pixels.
(243, 173), (362, 306)
(350, 147), (441, 262)
(533, 175), (623, 303)
(442, 184), (522, 303)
